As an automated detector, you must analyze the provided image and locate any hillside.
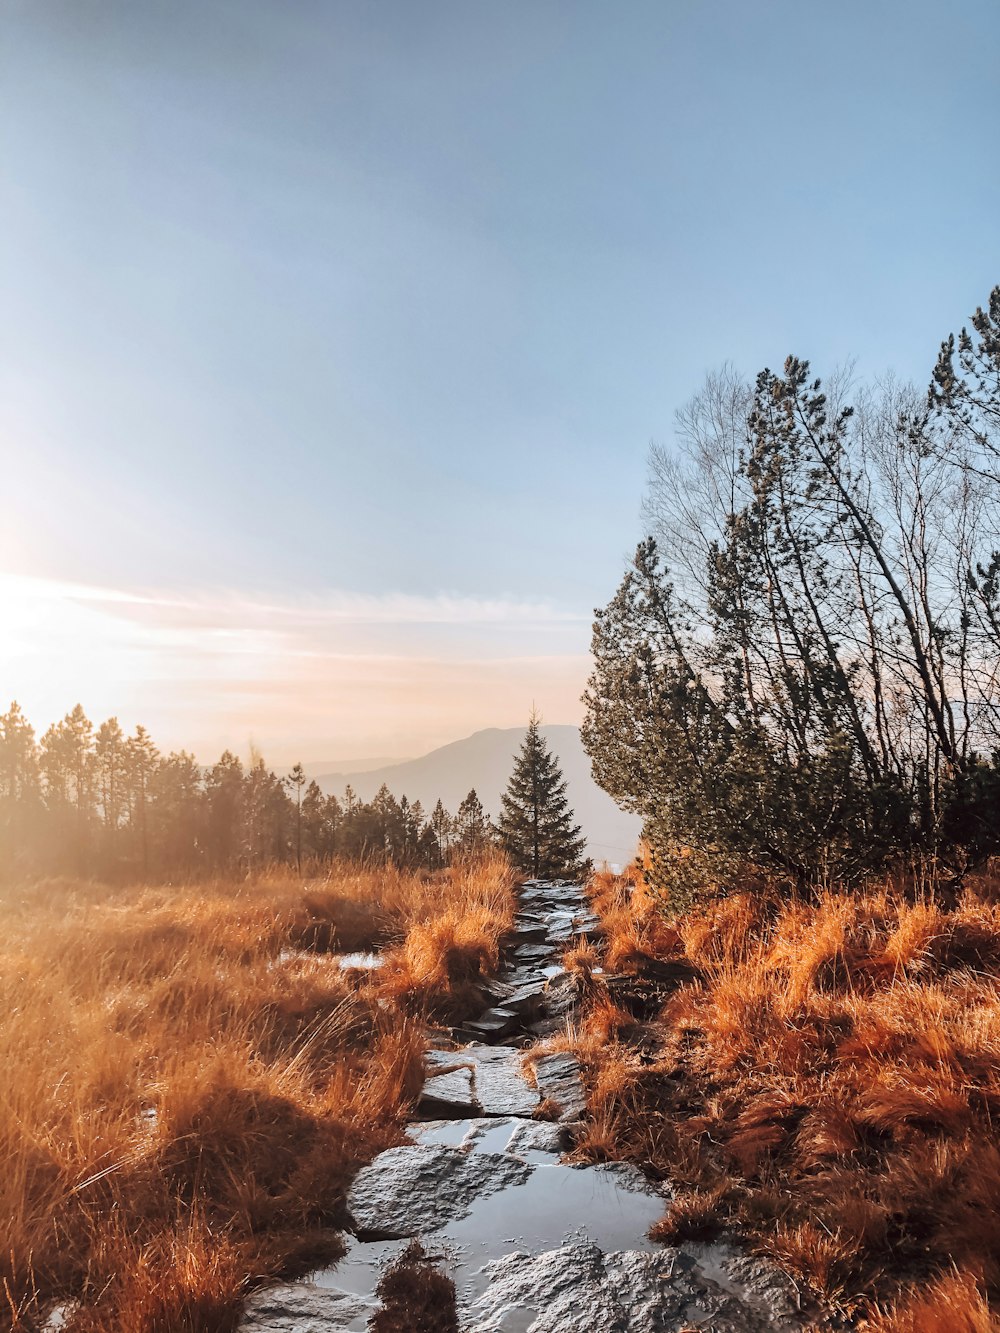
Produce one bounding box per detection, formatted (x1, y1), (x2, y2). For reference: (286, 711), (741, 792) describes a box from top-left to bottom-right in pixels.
(314, 725), (642, 867)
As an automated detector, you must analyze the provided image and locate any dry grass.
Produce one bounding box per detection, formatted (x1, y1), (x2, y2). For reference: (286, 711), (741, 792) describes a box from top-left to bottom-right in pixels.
(862, 1270), (1000, 1332)
(570, 867), (1000, 1318)
(0, 854), (514, 1331)
(369, 1240), (459, 1333)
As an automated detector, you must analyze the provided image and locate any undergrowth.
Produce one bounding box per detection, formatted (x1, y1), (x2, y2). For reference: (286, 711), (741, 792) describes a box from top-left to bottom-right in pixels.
(568, 863), (1000, 1325)
(0, 854), (514, 1331)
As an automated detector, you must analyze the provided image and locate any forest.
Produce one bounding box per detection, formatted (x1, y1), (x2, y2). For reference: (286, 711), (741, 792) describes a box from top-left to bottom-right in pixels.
(0, 701), (494, 879)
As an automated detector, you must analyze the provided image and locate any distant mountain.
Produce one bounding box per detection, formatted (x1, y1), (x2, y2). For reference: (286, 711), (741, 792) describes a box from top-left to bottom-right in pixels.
(297, 757), (408, 779)
(314, 725), (642, 868)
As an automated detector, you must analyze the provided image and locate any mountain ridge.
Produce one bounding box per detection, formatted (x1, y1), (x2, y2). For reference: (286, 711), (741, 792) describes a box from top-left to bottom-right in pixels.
(314, 725), (641, 867)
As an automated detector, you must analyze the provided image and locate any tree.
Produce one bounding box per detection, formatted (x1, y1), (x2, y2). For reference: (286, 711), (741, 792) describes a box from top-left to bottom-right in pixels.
(95, 717), (125, 862)
(454, 789), (492, 858)
(285, 762), (306, 874)
(0, 702), (40, 873)
(204, 751), (245, 868)
(150, 751), (203, 871)
(123, 725), (160, 876)
(430, 798), (453, 859)
(40, 704), (95, 869)
(498, 712), (586, 879)
(585, 300), (1000, 906)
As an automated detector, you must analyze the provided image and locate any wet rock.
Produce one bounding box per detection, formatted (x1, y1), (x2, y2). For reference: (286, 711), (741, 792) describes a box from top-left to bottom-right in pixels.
(532, 1052), (586, 1123)
(419, 1065), (477, 1117)
(501, 981), (547, 1017)
(542, 972), (584, 1017)
(407, 1119), (472, 1148)
(510, 943), (553, 965)
(457, 1006), (522, 1043)
(347, 1144), (531, 1239)
(512, 923), (550, 944)
(240, 1282), (372, 1331)
(472, 1049), (540, 1117)
(465, 1240), (804, 1333)
(505, 1119), (567, 1157)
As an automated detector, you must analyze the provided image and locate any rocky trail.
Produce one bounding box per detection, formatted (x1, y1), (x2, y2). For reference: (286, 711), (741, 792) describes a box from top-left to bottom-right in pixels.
(242, 881), (812, 1332)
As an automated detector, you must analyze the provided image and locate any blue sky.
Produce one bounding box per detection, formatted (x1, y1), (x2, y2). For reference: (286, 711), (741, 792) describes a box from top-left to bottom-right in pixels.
(1, 0), (997, 758)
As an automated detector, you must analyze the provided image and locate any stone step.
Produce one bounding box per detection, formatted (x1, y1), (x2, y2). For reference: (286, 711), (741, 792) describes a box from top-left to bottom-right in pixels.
(420, 1044), (540, 1119)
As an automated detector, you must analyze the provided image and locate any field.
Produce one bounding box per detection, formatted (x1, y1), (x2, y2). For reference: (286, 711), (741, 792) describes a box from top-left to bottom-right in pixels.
(566, 866), (1000, 1330)
(0, 855), (515, 1331)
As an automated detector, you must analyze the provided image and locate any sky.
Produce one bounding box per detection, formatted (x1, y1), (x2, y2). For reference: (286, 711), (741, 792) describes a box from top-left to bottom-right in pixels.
(1, 0), (998, 762)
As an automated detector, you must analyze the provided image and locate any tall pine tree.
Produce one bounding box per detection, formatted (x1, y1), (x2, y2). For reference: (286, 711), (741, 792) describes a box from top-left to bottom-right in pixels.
(499, 712), (586, 880)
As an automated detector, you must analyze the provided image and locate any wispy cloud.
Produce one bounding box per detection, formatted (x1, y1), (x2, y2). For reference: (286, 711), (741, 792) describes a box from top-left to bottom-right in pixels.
(0, 573), (592, 760)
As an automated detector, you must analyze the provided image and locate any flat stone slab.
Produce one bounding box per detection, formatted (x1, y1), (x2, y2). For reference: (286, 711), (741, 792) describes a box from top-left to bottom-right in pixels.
(409, 1116), (564, 1159)
(472, 1047), (541, 1116)
(512, 923), (550, 944)
(505, 1119), (567, 1158)
(458, 1006), (522, 1043)
(241, 1282), (372, 1331)
(347, 1144), (531, 1239)
(419, 1063), (477, 1117)
(421, 1045), (541, 1118)
(532, 1051), (587, 1123)
(465, 1240), (805, 1333)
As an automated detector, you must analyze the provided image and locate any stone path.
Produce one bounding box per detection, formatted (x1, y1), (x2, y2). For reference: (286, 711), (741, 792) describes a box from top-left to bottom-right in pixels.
(241, 880), (812, 1332)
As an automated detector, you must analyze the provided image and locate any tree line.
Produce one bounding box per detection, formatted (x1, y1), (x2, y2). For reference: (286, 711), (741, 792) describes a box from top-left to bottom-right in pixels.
(584, 286), (1000, 904)
(0, 701), (494, 880)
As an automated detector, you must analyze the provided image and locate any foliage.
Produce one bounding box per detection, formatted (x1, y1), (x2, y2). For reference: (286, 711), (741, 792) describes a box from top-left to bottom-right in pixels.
(0, 702), (496, 882)
(584, 289), (1000, 903)
(498, 711), (587, 880)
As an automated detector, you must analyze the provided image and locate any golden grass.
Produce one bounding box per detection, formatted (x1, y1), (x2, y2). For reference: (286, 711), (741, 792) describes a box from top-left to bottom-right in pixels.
(0, 854), (514, 1331)
(862, 1270), (1000, 1332)
(571, 868), (1000, 1318)
(369, 1240), (459, 1333)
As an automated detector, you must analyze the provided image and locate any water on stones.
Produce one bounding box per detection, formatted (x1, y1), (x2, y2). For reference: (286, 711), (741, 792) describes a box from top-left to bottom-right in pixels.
(240, 878), (812, 1333)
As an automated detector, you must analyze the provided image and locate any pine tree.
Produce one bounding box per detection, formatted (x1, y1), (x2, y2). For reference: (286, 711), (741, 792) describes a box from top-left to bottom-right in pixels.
(455, 789), (492, 854)
(285, 762), (306, 874)
(498, 712), (586, 880)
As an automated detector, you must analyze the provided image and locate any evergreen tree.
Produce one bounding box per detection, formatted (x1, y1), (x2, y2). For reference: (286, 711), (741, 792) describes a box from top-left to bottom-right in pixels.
(498, 712), (586, 879)
(454, 789), (492, 857)
(285, 762), (306, 873)
(430, 798), (453, 858)
(0, 702), (40, 870)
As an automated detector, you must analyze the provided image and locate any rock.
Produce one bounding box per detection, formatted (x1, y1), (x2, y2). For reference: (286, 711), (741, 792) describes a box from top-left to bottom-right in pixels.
(501, 982), (547, 1017)
(532, 1052), (586, 1123)
(240, 1282), (372, 1331)
(458, 1006), (522, 1043)
(510, 941), (553, 960)
(347, 1144), (531, 1239)
(471, 1047), (540, 1117)
(419, 1064), (477, 1117)
(505, 1119), (567, 1157)
(512, 923), (550, 944)
(465, 1240), (805, 1333)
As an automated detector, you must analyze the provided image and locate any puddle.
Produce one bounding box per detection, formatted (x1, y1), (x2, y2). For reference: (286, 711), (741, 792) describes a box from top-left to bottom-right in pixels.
(408, 1120), (471, 1148)
(317, 1160), (662, 1311)
(467, 1119), (519, 1154)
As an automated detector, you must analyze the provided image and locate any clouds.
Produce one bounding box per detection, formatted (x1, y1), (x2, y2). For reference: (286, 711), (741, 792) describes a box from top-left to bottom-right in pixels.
(0, 574), (591, 760)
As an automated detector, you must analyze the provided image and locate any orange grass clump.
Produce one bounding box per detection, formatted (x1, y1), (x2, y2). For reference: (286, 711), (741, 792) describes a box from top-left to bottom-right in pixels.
(572, 869), (1000, 1318)
(0, 855), (514, 1331)
(862, 1270), (1000, 1332)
